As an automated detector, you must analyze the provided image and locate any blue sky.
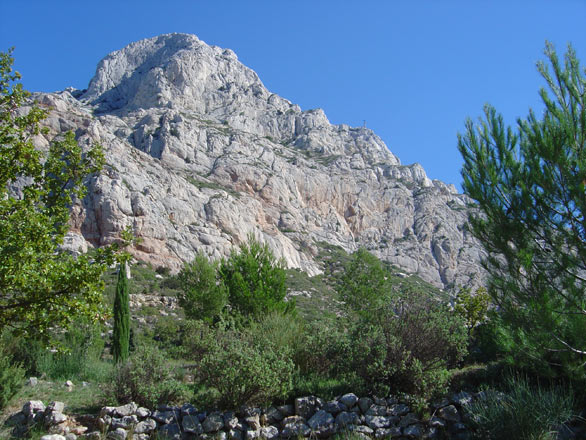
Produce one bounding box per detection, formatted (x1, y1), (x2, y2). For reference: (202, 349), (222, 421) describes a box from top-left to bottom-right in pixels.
(2, 1), (585, 190)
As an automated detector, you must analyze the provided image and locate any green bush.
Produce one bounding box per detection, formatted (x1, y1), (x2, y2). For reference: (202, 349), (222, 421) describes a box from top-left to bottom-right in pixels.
(112, 344), (189, 408)
(467, 375), (576, 440)
(0, 350), (24, 410)
(348, 290), (468, 400)
(220, 235), (293, 319)
(178, 253), (228, 322)
(190, 323), (294, 408)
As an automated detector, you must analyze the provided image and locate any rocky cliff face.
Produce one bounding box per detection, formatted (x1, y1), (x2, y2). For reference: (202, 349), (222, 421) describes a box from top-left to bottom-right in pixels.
(33, 33), (483, 290)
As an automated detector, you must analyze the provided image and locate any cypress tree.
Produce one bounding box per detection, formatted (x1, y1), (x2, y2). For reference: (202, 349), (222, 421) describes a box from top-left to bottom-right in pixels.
(112, 262), (130, 363)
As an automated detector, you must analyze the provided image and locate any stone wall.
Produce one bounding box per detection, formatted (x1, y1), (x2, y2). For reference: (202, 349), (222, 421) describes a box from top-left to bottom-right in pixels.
(9, 391), (477, 440)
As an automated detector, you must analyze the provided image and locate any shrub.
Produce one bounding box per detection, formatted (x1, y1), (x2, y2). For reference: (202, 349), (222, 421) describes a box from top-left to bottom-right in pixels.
(467, 375), (577, 440)
(0, 350), (24, 410)
(192, 324), (294, 408)
(22, 321), (109, 381)
(348, 289), (468, 400)
(220, 235), (293, 319)
(112, 344), (189, 408)
(178, 253), (228, 322)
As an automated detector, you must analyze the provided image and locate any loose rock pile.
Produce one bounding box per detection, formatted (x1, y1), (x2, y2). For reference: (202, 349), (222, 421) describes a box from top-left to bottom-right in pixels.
(8, 392), (476, 439)
(5, 399), (88, 439)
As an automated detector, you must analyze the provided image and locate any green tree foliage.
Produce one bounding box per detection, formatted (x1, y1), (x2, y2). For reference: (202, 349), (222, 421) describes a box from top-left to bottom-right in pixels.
(112, 263), (130, 363)
(337, 249), (468, 400)
(458, 43), (586, 378)
(0, 49), (124, 338)
(339, 248), (392, 319)
(0, 348), (24, 410)
(178, 252), (228, 322)
(220, 235), (292, 319)
(454, 286), (490, 338)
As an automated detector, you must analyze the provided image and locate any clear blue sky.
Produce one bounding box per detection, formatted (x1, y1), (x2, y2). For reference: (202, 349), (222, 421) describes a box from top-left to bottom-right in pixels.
(2, 1), (585, 189)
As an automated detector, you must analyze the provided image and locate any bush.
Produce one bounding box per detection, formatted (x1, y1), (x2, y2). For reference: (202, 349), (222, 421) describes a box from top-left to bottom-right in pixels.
(178, 253), (228, 322)
(189, 323), (294, 408)
(467, 375), (577, 440)
(112, 345), (189, 408)
(0, 350), (24, 410)
(220, 235), (293, 319)
(348, 290), (468, 400)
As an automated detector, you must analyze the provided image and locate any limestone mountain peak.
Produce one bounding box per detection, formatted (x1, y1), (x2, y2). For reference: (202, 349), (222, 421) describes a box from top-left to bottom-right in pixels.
(33, 33), (482, 290)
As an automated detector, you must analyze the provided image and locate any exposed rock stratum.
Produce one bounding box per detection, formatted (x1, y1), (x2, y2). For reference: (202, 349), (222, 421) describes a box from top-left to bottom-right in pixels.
(32, 33), (483, 289)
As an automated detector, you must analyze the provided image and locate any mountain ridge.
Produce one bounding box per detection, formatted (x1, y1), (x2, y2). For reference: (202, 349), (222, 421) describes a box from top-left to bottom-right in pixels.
(31, 33), (483, 290)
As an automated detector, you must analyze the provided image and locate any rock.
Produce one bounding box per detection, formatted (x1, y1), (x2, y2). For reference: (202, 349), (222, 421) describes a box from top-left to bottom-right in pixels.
(244, 414), (260, 430)
(339, 393), (359, 408)
(107, 428), (127, 440)
(260, 426), (279, 440)
(323, 401), (346, 415)
(41, 436), (66, 440)
(27, 377), (38, 386)
(365, 405), (387, 416)
(353, 425), (374, 435)
(265, 406), (283, 423)
(357, 397), (373, 414)
(136, 407), (150, 418)
(295, 396), (322, 419)
(375, 427), (401, 438)
(135, 418), (157, 434)
(158, 423), (182, 440)
(23, 400), (46, 416)
(365, 415), (396, 429)
(307, 409), (335, 431)
(64, 380), (74, 388)
(6, 411), (27, 427)
(282, 416), (311, 438)
(37, 33), (483, 300)
(152, 410), (176, 424)
(399, 413), (420, 427)
(182, 414), (204, 434)
(437, 404), (461, 422)
(403, 424), (424, 439)
(223, 411), (239, 429)
(65, 434), (77, 440)
(181, 403), (197, 416)
(113, 402), (138, 417)
(335, 411), (360, 428)
(451, 391), (473, 407)
(203, 412), (225, 432)
(46, 412), (68, 425)
(47, 401), (66, 414)
(388, 403), (410, 417)
(71, 427), (88, 436)
(277, 404), (295, 417)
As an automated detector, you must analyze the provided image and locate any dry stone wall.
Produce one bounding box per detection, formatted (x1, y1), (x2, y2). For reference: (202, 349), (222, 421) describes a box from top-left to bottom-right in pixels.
(10, 392), (479, 440)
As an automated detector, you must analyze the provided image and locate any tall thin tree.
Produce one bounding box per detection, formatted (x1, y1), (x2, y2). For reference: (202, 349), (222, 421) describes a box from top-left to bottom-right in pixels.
(112, 262), (130, 363)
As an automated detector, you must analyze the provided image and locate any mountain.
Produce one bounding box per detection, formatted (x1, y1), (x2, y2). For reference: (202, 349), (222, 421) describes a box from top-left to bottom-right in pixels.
(31, 33), (483, 290)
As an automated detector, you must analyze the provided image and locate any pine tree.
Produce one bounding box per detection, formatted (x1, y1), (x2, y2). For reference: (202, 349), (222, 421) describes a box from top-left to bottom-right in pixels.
(112, 262), (130, 363)
(458, 42), (586, 379)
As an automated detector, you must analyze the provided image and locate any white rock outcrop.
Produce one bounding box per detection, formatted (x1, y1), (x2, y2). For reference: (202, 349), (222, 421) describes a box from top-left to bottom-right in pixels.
(34, 33), (483, 289)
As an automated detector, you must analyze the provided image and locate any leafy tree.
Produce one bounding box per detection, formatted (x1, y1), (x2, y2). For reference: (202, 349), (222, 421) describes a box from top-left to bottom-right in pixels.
(454, 286), (490, 338)
(338, 248), (392, 320)
(178, 252), (228, 322)
(458, 43), (586, 378)
(112, 262), (130, 363)
(0, 49), (123, 338)
(220, 235), (292, 319)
